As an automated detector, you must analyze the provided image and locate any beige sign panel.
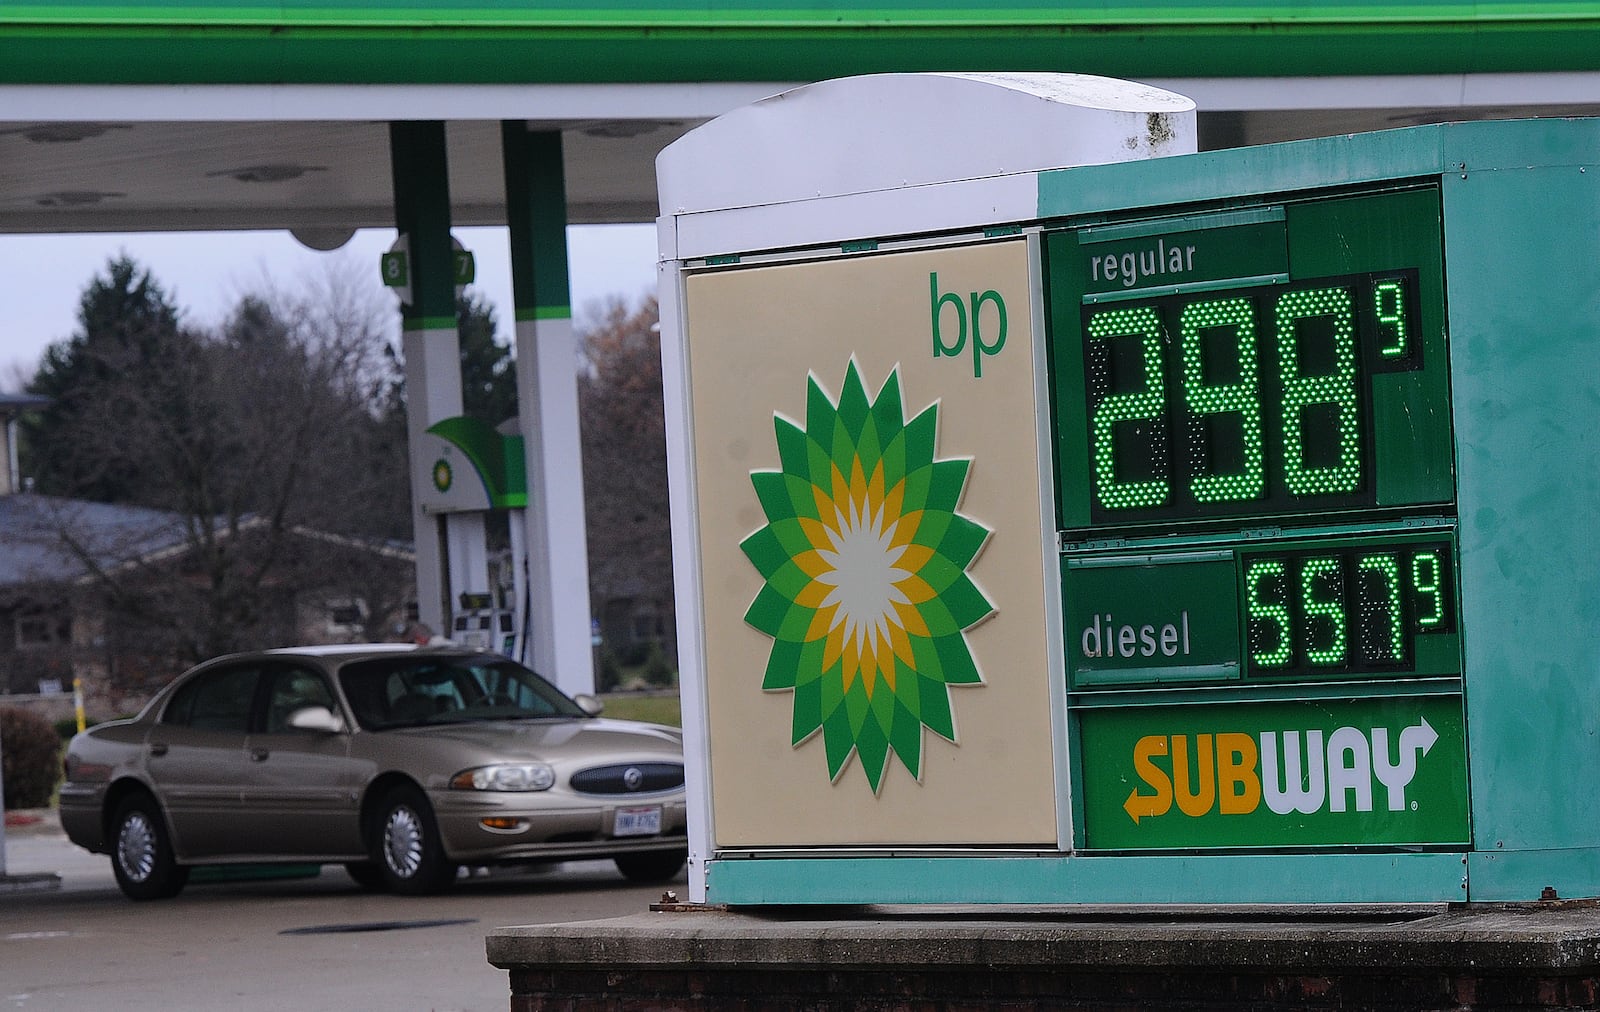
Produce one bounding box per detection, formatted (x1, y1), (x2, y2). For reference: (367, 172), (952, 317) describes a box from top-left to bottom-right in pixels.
(683, 239), (1058, 846)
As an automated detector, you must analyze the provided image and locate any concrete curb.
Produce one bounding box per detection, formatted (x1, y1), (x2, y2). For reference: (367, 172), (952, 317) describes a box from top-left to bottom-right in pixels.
(0, 871), (61, 893)
(488, 904), (1600, 972)
(488, 906), (1600, 1009)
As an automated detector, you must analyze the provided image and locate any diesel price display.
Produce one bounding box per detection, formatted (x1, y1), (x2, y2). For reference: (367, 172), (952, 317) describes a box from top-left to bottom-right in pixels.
(1065, 533), (1462, 689)
(1242, 539), (1454, 679)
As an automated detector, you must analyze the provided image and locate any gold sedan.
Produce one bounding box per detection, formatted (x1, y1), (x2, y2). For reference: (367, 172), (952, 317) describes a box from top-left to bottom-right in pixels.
(59, 644), (688, 900)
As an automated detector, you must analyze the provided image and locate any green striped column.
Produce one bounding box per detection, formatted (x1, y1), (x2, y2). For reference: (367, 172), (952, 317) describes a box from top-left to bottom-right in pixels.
(391, 120), (487, 637)
(502, 123), (595, 695)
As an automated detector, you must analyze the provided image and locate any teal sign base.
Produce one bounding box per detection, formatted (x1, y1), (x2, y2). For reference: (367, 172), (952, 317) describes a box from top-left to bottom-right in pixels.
(704, 852), (1469, 905)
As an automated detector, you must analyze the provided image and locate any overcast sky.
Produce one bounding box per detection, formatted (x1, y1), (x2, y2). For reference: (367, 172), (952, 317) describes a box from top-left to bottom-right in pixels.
(0, 222), (659, 387)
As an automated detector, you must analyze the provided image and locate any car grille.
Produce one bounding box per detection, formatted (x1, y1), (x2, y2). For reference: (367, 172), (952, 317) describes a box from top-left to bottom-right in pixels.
(569, 762), (684, 795)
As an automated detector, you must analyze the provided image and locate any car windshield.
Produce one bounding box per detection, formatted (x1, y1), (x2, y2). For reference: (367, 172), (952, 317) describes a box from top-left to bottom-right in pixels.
(337, 653), (588, 730)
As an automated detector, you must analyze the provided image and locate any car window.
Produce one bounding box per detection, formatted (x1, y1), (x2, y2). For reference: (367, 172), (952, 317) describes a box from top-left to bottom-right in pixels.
(338, 654), (586, 730)
(161, 665), (261, 732)
(262, 666), (338, 733)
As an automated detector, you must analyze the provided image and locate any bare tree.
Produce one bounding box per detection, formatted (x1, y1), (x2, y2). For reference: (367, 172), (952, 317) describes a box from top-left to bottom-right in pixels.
(2, 360), (33, 393)
(578, 296), (674, 675)
(18, 257), (413, 677)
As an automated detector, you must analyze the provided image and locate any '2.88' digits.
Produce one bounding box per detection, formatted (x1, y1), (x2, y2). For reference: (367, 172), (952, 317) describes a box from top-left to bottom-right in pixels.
(1083, 274), (1410, 517)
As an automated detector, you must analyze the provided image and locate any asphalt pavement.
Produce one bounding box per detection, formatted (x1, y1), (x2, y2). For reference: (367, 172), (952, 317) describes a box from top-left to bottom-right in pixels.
(0, 807), (682, 1012)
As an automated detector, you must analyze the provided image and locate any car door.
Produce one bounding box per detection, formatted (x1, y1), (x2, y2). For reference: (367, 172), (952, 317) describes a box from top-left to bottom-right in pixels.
(145, 662), (258, 858)
(237, 663), (367, 858)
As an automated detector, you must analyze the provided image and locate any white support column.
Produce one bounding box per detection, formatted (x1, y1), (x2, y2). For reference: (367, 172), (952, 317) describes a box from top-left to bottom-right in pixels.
(391, 121), (489, 639)
(401, 326), (457, 635)
(513, 314), (593, 693)
(503, 123), (595, 695)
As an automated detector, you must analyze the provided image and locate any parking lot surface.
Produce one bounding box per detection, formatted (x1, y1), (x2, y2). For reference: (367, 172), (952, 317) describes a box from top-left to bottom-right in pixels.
(1, 811), (680, 1011)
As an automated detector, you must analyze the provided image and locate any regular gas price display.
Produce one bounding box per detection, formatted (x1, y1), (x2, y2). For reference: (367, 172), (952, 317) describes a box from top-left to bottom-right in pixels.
(1048, 192), (1454, 533)
(1082, 270), (1417, 520)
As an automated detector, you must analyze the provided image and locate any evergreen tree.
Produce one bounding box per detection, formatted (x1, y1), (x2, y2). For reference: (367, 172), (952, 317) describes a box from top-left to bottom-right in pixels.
(457, 290), (517, 425)
(370, 287), (515, 427)
(23, 255), (199, 502)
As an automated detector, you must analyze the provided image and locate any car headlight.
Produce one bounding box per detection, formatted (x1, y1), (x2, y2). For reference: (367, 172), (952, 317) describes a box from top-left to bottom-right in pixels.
(449, 763), (556, 792)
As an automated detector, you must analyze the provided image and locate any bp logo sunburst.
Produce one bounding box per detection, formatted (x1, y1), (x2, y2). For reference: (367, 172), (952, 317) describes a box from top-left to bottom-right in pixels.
(740, 360), (995, 792)
(431, 459), (453, 493)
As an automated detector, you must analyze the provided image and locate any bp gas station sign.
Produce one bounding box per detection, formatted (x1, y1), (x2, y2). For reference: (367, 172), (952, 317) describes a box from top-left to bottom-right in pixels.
(657, 74), (1600, 906)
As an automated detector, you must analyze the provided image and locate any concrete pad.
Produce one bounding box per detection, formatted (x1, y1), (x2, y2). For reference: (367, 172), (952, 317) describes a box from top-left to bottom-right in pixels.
(488, 904), (1600, 1009)
(488, 904), (1600, 972)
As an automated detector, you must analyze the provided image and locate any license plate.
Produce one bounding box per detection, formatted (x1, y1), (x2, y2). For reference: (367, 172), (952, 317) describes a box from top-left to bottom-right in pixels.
(613, 805), (662, 837)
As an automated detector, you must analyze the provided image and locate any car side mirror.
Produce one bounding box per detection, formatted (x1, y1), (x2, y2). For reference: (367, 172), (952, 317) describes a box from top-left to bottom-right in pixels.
(573, 693), (604, 717)
(287, 705), (345, 734)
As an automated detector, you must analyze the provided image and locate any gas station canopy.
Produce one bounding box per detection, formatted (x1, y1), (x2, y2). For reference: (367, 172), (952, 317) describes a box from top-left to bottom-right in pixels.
(4, 1), (1600, 237)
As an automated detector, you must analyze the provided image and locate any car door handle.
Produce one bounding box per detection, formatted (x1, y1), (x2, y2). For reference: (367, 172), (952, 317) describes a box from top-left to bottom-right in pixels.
(251, 748), (270, 762)
(148, 743), (168, 757)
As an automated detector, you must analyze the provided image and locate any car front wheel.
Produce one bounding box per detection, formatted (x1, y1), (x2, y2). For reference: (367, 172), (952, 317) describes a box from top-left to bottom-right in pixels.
(614, 849), (687, 884)
(372, 785), (456, 894)
(110, 794), (189, 901)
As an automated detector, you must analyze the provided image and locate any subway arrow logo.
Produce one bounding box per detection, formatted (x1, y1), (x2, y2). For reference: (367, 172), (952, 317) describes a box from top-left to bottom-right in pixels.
(1122, 718), (1438, 824)
(1079, 697), (1469, 849)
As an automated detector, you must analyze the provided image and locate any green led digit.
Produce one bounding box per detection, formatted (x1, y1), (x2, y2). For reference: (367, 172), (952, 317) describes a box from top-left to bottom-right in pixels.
(1374, 279), (1409, 358)
(1300, 556), (1347, 666)
(1087, 305), (1169, 510)
(1358, 553), (1404, 662)
(1277, 286), (1361, 496)
(1181, 297), (1265, 503)
(1411, 551), (1445, 628)
(1246, 559), (1292, 668)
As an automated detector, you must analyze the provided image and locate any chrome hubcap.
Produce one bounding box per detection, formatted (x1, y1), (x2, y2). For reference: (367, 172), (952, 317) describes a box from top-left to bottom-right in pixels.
(382, 805), (425, 878)
(116, 812), (157, 882)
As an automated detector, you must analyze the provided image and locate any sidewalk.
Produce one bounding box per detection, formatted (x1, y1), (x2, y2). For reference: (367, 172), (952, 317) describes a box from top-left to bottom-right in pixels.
(1, 806), (65, 893)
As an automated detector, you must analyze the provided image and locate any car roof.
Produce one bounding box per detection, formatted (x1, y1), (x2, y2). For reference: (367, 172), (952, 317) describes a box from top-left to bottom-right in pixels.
(264, 643), (421, 658)
(260, 643), (496, 663)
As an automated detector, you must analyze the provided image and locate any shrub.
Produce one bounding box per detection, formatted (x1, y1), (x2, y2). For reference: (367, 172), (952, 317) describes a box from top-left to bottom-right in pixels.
(596, 647), (623, 693)
(642, 643), (677, 687)
(2, 707), (63, 808)
(619, 641), (654, 668)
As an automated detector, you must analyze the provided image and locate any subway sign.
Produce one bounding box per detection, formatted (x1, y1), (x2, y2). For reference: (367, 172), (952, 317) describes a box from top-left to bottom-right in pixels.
(1076, 696), (1470, 849)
